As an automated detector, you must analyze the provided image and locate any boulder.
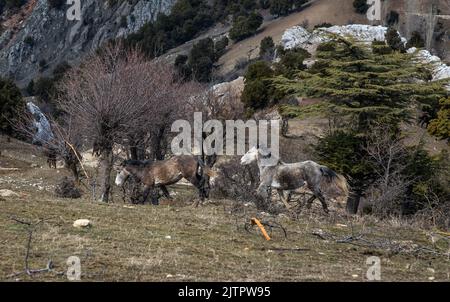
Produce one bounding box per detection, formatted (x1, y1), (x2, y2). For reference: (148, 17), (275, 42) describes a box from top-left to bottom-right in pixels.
(73, 219), (91, 228)
(0, 189), (19, 197)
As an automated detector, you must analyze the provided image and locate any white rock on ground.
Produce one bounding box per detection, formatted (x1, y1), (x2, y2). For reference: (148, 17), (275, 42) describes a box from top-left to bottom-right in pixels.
(408, 47), (450, 86)
(281, 25), (405, 51)
(0, 189), (19, 197)
(73, 219), (92, 228)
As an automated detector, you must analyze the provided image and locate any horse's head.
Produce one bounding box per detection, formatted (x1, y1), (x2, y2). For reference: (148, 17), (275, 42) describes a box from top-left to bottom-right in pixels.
(115, 161), (131, 186)
(240, 146), (259, 165)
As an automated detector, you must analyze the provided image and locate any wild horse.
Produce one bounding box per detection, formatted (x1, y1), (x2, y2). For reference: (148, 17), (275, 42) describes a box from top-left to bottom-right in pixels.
(240, 146), (348, 213)
(115, 155), (213, 206)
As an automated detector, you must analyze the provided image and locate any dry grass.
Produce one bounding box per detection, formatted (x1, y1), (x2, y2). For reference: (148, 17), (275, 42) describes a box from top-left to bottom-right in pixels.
(1, 136), (449, 282)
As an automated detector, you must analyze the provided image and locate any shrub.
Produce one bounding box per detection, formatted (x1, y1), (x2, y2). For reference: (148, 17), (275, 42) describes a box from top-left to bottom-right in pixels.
(244, 60), (273, 81)
(314, 22), (333, 29)
(259, 36), (275, 60)
(0, 77), (24, 135)
(229, 12), (263, 42)
(406, 31), (425, 49)
(386, 10), (399, 26)
(269, 0), (291, 17)
(215, 36), (229, 58)
(428, 97), (450, 141)
(386, 26), (405, 52)
(277, 47), (310, 74)
(353, 0), (369, 14)
(241, 78), (270, 109)
(211, 157), (271, 210)
(55, 177), (82, 199)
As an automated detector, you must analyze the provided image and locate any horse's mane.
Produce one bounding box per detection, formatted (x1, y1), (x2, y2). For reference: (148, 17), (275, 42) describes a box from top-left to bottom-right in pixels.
(122, 159), (152, 167)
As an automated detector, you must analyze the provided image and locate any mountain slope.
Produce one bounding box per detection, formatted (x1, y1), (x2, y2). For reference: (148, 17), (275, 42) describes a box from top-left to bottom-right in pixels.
(0, 0), (175, 87)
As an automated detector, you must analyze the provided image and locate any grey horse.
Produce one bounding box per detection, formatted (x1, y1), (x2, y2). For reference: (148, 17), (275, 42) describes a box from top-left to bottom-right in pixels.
(240, 146), (348, 213)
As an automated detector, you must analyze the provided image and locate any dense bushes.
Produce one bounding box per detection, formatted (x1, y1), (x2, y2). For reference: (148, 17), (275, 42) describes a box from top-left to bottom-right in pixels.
(406, 31), (425, 49)
(353, 0), (369, 14)
(175, 37), (229, 82)
(259, 36), (275, 60)
(125, 0), (215, 58)
(241, 61), (275, 110)
(428, 97), (450, 142)
(27, 61), (71, 116)
(229, 11), (263, 42)
(0, 77), (24, 135)
(241, 45), (309, 111)
(386, 26), (406, 52)
(269, 0), (307, 17)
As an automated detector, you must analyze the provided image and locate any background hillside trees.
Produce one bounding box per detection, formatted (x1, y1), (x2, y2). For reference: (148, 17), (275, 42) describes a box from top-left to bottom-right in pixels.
(353, 0), (369, 14)
(428, 97), (450, 142)
(229, 11), (263, 42)
(0, 77), (24, 136)
(175, 37), (229, 82)
(273, 38), (449, 214)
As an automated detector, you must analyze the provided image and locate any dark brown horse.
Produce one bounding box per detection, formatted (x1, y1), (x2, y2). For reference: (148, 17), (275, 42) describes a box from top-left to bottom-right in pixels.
(115, 155), (214, 206)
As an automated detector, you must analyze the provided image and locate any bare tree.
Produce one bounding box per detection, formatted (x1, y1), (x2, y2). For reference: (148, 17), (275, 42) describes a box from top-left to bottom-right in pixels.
(187, 80), (245, 167)
(57, 43), (203, 202)
(363, 124), (410, 215)
(14, 110), (83, 183)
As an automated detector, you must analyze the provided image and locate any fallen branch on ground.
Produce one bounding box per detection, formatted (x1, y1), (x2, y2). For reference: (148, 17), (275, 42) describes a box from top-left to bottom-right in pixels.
(311, 229), (449, 257)
(7, 216), (63, 279)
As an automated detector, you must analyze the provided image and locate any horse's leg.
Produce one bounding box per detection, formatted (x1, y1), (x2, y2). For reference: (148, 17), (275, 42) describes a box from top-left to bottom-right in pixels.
(160, 185), (172, 200)
(313, 189), (329, 214)
(286, 191), (292, 203)
(143, 185), (159, 205)
(277, 189), (291, 210)
(305, 195), (316, 209)
(188, 176), (203, 207)
(142, 185), (151, 204)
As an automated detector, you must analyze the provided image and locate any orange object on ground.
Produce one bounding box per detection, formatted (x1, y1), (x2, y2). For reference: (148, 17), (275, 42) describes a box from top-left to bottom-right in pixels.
(251, 218), (271, 241)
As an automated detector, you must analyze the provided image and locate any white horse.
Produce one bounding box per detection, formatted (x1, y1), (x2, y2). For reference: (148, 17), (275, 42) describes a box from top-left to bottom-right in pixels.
(240, 146), (348, 213)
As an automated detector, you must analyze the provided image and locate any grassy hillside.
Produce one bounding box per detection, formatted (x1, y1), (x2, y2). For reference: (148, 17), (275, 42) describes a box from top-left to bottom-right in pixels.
(1, 136), (449, 282)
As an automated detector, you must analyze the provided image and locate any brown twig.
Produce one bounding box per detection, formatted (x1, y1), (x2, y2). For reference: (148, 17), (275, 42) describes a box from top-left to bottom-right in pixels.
(8, 217), (56, 278)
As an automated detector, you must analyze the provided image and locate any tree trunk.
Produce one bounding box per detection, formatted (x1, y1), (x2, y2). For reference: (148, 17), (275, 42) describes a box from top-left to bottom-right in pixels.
(346, 191), (362, 214)
(99, 149), (113, 203)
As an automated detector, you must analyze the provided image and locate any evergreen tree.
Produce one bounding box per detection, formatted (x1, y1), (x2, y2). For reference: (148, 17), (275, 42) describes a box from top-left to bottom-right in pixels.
(273, 38), (448, 213)
(229, 12), (263, 41)
(274, 38), (446, 131)
(428, 97), (450, 142)
(386, 26), (405, 52)
(259, 36), (275, 60)
(0, 77), (24, 135)
(406, 31), (425, 49)
(353, 0), (369, 14)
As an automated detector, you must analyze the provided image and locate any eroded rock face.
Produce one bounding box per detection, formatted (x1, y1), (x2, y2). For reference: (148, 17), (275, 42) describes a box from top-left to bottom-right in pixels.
(0, 0), (176, 87)
(281, 24), (406, 53)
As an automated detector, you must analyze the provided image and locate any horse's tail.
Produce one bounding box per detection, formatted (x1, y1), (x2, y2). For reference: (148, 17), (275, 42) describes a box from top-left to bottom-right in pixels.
(319, 166), (349, 197)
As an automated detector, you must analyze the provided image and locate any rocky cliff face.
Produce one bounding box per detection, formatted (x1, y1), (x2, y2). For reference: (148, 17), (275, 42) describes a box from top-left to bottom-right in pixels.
(383, 0), (450, 62)
(0, 0), (175, 87)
